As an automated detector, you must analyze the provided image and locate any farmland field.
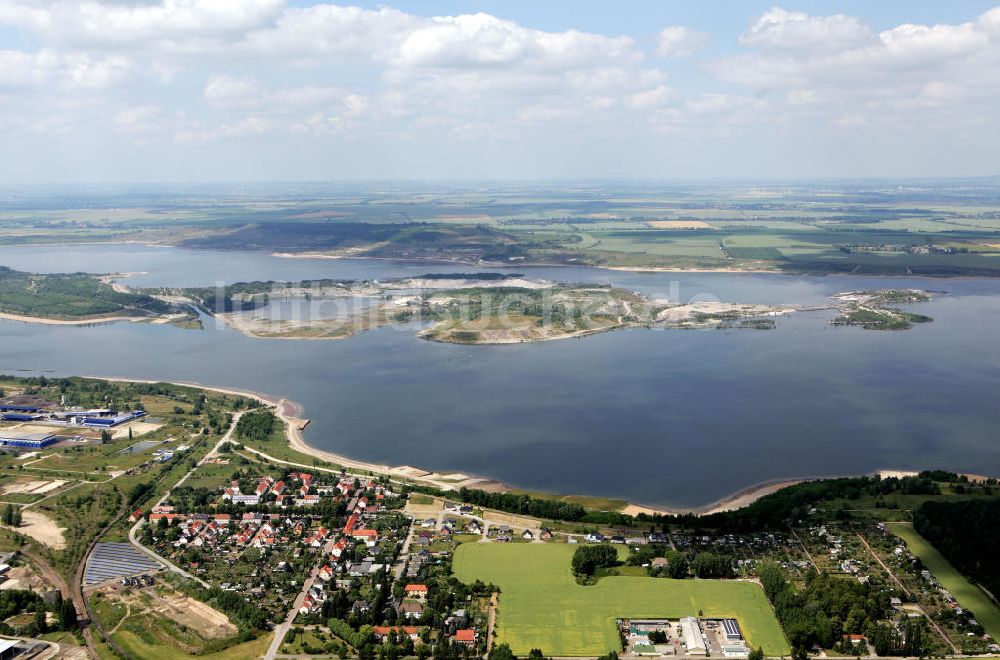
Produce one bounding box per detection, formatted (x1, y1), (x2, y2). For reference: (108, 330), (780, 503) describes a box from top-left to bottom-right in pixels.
(886, 523), (1000, 641)
(453, 544), (789, 657)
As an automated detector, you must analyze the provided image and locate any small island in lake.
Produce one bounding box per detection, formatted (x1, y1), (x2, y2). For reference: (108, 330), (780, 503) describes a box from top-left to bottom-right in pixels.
(161, 275), (936, 343)
(830, 289), (934, 330)
(0, 266), (200, 327)
(0, 267), (936, 342)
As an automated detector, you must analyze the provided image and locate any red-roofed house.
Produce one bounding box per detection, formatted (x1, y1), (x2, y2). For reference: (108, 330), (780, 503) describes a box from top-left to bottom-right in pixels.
(404, 584), (428, 600)
(454, 630), (476, 645)
(352, 529), (378, 546)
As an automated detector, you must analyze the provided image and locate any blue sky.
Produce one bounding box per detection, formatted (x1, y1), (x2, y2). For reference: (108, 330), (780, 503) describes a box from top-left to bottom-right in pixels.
(1, 1), (999, 182)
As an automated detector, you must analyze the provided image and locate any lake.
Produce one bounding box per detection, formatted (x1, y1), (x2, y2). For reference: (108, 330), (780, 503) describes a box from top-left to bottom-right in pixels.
(2, 243), (999, 509)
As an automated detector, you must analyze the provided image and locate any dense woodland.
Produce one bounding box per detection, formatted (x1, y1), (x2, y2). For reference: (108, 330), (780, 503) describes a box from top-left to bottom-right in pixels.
(457, 488), (587, 521)
(181, 222), (533, 263)
(757, 563), (926, 657)
(456, 474), (960, 531)
(235, 408), (277, 441)
(914, 499), (1000, 596)
(0, 266), (178, 318)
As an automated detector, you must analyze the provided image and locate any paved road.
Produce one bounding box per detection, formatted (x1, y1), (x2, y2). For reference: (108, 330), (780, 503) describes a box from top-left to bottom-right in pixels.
(856, 533), (959, 655)
(125, 412), (245, 590)
(394, 524), (415, 581)
(265, 559), (324, 660)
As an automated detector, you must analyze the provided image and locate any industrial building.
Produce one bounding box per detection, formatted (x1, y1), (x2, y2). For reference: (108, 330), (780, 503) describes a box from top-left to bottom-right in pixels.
(0, 431), (58, 449)
(722, 618), (743, 641)
(51, 409), (147, 427)
(681, 617), (707, 655)
(1, 405), (146, 436)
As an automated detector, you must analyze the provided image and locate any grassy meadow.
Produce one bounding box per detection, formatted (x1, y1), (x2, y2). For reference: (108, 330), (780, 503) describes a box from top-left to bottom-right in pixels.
(887, 522), (1000, 641)
(453, 543), (789, 657)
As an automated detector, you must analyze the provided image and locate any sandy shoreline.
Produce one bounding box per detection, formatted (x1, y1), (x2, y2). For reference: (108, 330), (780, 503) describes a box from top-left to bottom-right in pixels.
(78, 374), (807, 513)
(0, 312), (141, 326)
(64, 374), (998, 519)
(80, 375), (506, 494)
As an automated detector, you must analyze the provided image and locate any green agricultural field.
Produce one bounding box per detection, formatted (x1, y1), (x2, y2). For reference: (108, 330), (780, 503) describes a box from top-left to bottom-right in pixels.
(453, 544), (789, 657)
(886, 523), (1000, 641)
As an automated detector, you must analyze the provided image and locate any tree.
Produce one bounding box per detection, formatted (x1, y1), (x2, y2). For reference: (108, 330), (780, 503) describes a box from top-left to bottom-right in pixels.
(571, 545), (617, 577)
(529, 650), (545, 659)
(33, 604), (47, 634)
(100, 429), (111, 444)
(749, 648), (764, 660)
(489, 643), (516, 660)
(666, 552), (690, 579)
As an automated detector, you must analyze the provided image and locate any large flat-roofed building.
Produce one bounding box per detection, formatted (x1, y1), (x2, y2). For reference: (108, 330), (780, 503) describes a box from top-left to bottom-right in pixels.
(0, 431), (58, 449)
(79, 410), (146, 427)
(681, 617), (707, 655)
(722, 618), (743, 641)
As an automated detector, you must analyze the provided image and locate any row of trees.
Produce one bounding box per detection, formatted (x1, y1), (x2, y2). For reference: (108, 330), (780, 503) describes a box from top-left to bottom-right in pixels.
(914, 499), (1000, 597)
(691, 552), (733, 578)
(457, 488), (586, 522)
(571, 545), (617, 578)
(452, 473), (964, 533)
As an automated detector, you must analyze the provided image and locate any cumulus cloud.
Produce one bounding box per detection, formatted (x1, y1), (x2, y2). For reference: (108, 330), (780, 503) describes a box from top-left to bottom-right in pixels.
(0, 48), (129, 89)
(707, 4), (1000, 132)
(392, 13), (638, 69)
(739, 7), (873, 53)
(656, 26), (708, 58)
(0, 0), (285, 51)
(1, 1), (997, 178)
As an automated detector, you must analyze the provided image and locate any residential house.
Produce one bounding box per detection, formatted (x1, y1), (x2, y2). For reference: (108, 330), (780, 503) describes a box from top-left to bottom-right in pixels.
(404, 584), (428, 600)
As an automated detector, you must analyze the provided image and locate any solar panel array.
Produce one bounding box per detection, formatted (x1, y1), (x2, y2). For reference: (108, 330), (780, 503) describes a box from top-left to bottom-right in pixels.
(84, 542), (162, 585)
(722, 618), (742, 639)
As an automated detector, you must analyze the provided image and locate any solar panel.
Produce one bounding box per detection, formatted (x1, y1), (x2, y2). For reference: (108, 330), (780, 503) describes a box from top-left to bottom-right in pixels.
(84, 542), (163, 585)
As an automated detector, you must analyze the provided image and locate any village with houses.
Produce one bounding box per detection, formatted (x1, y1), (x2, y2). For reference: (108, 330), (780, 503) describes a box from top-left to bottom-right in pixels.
(0, 376), (996, 660)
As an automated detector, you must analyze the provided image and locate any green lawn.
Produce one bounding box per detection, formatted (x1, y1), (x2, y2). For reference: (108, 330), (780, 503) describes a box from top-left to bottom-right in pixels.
(886, 522), (1000, 641)
(453, 544), (789, 657)
(114, 630), (273, 660)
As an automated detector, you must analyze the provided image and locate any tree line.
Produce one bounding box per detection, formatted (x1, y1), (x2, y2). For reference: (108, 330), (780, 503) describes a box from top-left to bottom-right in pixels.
(757, 562), (922, 657)
(457, 488), (586, 521)
(914, 499), (1000, 597)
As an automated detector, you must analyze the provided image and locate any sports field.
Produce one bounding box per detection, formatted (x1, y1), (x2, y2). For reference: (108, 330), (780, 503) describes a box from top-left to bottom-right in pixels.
(453, 544), (790, 657)
(886, 523), (1000, 641)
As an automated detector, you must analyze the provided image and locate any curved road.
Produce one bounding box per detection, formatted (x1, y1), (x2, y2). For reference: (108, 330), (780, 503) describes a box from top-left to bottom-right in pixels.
(125, 412), (244, 590)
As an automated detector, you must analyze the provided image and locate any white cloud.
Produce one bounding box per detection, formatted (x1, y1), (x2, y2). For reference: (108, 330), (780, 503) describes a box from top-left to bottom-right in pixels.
(709, 4), (1000, 129)
(204, 75), (261, 105)
(0, 0), (284, 51)
(656, 26), (708, 58)
(1, 1), (998, 179)
(392, 13), (638, 70)
(740, 7), (873, 53)
(0, 48), (129, 89)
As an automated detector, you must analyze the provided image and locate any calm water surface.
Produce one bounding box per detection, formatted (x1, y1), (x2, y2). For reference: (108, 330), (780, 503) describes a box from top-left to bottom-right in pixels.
(2, 244), (999, 508)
